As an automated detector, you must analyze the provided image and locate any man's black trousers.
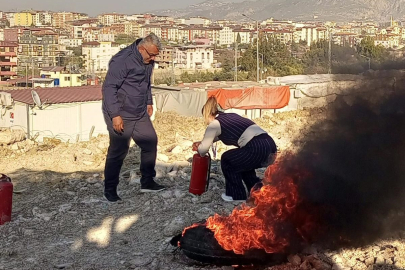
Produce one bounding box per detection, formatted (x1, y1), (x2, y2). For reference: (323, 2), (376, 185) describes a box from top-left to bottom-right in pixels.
(103, 113), (157, 190)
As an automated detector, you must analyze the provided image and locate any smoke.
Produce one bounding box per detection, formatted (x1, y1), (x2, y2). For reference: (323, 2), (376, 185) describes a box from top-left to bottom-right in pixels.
(271, 86), (405, 250)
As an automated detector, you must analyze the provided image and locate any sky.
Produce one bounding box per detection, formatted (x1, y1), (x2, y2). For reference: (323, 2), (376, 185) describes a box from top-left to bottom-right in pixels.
(0, 0), (213, 16)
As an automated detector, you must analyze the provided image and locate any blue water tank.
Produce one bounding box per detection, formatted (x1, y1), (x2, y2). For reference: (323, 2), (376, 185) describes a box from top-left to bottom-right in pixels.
(41, 74), (45, 78)
(54, 78), (60, 86)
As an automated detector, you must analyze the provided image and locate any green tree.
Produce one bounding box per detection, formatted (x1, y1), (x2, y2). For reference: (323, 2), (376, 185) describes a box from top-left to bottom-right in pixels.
(239, 35), (304, 78)
(356, 36), (388, 61)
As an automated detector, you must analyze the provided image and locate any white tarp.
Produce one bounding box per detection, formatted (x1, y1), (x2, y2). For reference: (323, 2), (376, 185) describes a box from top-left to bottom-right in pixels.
(155, 90), (207, 117)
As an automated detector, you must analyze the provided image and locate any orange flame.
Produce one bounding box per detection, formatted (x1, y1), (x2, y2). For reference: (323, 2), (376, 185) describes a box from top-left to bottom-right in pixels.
(204, 160), (319, 255)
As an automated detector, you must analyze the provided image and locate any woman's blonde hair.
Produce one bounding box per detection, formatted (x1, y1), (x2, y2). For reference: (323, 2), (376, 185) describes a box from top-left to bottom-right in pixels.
(202, 96), (219, 125)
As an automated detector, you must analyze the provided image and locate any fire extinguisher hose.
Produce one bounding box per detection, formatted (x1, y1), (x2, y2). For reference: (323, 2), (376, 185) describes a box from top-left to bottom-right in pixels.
(206, 153), (211, 191)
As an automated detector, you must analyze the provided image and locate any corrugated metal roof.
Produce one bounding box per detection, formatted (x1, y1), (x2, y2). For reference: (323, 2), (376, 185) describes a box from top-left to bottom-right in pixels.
(41, 66), (65, 72)
(3, 85), (102, 105)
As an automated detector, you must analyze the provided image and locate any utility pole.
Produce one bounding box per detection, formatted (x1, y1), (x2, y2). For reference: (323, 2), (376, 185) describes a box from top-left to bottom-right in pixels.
(25, 62), (28, 88)
(31, 58), (34, 88)
(235, 33), (241, 82)
(70, 54), (73, 87)
(242, 14), (260, 82)
(234, 40), (238, 81)
(328, 31), (332, 74)
(171, 47), (175, 86)
(256, 20), (259, 82)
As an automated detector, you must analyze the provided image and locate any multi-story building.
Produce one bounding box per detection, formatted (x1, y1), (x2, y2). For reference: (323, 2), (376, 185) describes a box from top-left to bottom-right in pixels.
(6, 12), (15, 27)
(219, 26), (234, 45)
(123, 21), (141, 37)
(3, 28), (24, 42)
(374, 33), (401, 48)
(18, 28), (60, 68)
(82, 41), (120, 72)
(40, 66), (84, 87)
(332, 32), (358, 47)
(65, 19), (99, 39)
(0, 42), (18, 82)
(139, 25), (163, 39)
(174, 45), (214, 69)
(184, 17), (211, 26)
(97, 13), (125, 26)
(233, 29), (251, 44)
(33, 11), (53, 26)
(262, 29), (294, 44)
(59, 36), (83, 47)
(301, 26), (327, 46)
(53, 12), (87, 29)
(82, 27), (115, 42)
(155, 46), (175, 69)
(13, 12), (34, 27)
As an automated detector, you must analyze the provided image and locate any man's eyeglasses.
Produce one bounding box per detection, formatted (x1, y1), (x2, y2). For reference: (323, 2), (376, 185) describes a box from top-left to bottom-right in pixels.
(143, 46), (159, 57)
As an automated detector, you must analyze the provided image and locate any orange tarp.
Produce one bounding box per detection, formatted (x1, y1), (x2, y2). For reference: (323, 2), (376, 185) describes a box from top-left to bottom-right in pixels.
(207, 86), (290, 110)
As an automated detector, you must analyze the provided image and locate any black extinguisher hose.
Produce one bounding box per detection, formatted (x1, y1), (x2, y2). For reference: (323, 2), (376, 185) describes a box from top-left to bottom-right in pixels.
(206, 153), (211, 191)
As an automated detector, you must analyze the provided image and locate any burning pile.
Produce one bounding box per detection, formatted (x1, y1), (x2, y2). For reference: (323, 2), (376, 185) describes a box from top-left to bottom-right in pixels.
(206, 163), (316, 255)
(174, 89), (405, 267)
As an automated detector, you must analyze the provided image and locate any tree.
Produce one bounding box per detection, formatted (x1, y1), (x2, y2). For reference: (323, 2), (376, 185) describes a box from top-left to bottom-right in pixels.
(356, 37), (388, 61)
(239, 35), (304, 78)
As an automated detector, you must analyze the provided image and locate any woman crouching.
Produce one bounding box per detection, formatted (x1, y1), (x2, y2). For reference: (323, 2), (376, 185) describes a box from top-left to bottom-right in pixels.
(192, 97), (277, 202)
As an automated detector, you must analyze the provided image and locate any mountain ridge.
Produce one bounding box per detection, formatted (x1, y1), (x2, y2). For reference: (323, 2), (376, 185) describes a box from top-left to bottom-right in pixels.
(151, 0), (405, 22)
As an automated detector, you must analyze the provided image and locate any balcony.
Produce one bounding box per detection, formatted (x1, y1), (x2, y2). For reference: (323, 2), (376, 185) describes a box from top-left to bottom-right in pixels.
(0, 71), (17, 76)
(0, 52), (17, 57)
(0, 62), (17, 66)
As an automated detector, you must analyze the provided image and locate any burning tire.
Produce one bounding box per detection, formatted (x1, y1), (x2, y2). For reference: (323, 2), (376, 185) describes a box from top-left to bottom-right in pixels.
(172, 224), (287, 266)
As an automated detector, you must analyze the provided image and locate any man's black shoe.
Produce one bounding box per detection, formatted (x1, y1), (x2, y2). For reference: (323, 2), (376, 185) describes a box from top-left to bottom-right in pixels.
(140, 181), (166, 193)
(104, 189), (122, 202)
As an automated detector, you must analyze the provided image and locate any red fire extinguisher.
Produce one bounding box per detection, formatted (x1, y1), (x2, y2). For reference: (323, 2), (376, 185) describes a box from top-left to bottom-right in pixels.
(0, 174), (13, 225)
(189, 153), (211, 195)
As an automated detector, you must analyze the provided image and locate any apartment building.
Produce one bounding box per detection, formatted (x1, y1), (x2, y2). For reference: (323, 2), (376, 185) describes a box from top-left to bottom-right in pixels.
(18, 28), (60, 68)
(33, 11), (53, 26)
(374, 33), (401, 48)
(301, 26), (327, 46)
(98, 13), (125, 26)
(82, 41), (120, 72)
(123, 21), (140, 37)
(40, 66), (83, 87)
(13, 12), (34, 27)
(59, 36), (83, 47)
(262, 29), (294, 44)
(219, 26), (234, 45)
(233, 29), (251, 44)
(139, 25), (163, 39)
(184, 17), (211, 26)
(0, 42), (18, 82)
(53, 12), (87, 29)
(174, 45), (214, 69)
(155, 46), (175, 69)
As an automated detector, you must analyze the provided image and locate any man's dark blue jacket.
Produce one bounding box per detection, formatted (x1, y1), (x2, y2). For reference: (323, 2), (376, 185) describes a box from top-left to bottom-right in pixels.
(102, 39), (153, 120)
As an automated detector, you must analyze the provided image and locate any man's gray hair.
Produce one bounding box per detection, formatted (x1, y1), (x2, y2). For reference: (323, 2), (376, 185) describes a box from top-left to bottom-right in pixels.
(139, 33), (162, 50)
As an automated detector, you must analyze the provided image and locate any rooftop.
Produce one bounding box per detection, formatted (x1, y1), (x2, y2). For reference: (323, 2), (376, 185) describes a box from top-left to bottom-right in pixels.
(4, 85), (102, 105)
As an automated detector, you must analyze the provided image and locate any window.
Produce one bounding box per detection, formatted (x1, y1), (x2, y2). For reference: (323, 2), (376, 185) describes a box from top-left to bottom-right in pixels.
(64, 76), (71, 81)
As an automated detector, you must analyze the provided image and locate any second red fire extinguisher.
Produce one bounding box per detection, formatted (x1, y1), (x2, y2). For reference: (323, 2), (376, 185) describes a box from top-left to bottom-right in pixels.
(189, 153), (211, 195)
(0, 174), (13, 225)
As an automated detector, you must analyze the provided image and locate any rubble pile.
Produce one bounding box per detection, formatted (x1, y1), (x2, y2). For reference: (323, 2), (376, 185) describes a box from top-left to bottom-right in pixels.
(0, 110), (404, 270)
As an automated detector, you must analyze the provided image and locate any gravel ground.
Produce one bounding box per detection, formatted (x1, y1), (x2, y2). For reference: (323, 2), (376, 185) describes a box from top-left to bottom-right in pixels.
(0, 109), (404, 270)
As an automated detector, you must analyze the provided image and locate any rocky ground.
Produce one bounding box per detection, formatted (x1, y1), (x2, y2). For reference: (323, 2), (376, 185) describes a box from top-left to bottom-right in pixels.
(0, 110), (404, 270)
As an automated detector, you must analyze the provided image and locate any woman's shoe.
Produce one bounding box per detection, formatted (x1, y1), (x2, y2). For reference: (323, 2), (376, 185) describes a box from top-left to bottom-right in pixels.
(221, 193), (245, 202)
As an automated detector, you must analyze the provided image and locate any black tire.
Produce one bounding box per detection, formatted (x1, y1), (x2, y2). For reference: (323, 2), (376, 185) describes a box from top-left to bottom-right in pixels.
(178, 225), (287, 266)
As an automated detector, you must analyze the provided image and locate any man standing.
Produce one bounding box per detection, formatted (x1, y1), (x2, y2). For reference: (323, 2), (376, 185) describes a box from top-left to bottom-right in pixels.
(102, 33), (165, 202)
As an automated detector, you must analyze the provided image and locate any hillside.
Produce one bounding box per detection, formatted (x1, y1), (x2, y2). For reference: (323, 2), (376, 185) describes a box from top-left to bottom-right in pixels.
(153, 0), (405, 22)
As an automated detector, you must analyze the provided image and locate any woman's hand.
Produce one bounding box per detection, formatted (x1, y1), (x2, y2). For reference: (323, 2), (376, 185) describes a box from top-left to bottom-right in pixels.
(192, 142), (201, 151)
